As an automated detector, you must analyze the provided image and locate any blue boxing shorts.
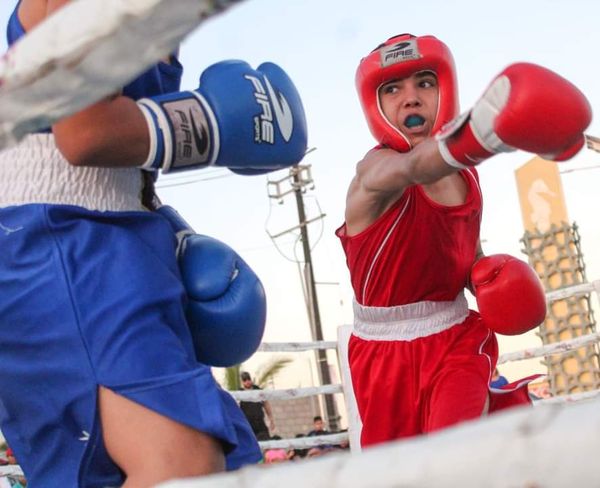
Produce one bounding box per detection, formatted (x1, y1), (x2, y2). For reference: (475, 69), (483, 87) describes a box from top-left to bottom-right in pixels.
(0, 203), (261, 487)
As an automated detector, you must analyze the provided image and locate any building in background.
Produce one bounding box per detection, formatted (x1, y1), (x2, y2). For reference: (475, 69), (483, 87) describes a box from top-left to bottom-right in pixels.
(515, 155), (600, 395)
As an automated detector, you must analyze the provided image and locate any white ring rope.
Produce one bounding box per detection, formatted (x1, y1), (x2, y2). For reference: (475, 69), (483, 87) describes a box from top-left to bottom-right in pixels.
(249, 386), (600, 452)
(230, 384), (343, 402)
(258, 341), (338, 352)
(258, 433), (349, 451)
(0, 0), (246, 148)
(535, 388), (600, 405)
(157, 398), (600, 488)
(498, 330), (600, 364)
(545, 280), (600, 302)
(256, 330), (600, 369)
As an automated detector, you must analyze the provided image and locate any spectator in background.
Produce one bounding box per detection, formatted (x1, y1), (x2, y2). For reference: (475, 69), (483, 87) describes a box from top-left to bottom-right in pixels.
(306, 415), (332, 455)
(287, 434), (308, 461)
(5, 448), (16, 466)
(529, 382), (551, 400)
(490, 368), (509, 389)
(335, 429), (350, 452)
(306, 416), (329, 437)
(306, 447), (325, 458)
(263, 448), (288, 464)
(261, 434), (288, 465)
(2, 446), (27, 487)
(239, 372), (275, 440)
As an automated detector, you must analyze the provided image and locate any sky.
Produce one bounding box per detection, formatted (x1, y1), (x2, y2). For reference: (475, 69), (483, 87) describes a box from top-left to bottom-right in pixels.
(1, 0), (599, 392)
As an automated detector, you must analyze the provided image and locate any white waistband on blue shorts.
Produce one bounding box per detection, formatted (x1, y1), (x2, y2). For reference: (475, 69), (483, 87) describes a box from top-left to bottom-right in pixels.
(0, 134), (145, 212)
(352, 293), (469, 341)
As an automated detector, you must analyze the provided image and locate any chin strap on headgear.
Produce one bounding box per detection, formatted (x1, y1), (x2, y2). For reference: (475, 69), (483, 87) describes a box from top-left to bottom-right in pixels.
(356, 33), (459, 152)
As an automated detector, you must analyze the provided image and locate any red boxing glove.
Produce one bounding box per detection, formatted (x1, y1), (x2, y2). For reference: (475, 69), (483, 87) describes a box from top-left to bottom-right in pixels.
(471, 254), (547, 335)
(437, 62), (592, 168)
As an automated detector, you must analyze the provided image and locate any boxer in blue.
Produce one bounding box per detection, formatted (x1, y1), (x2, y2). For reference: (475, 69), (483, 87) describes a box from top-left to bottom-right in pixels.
(0, 1), (307, 486)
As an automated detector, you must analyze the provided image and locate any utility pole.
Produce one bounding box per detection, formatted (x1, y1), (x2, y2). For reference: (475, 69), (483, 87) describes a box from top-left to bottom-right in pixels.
(267, 164), (340, 431)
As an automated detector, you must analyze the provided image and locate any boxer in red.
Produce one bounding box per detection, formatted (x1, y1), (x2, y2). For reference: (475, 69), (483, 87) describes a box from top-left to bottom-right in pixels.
(336, 34), (591, 447)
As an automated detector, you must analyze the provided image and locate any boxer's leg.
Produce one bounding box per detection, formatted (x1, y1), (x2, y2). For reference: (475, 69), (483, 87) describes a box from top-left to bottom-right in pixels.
(99, 386), (225, 487)
(423, 318), (496, 433)
(349, 336), (421, 446)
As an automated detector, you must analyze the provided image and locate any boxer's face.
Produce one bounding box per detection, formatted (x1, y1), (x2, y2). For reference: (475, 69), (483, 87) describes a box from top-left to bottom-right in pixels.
(378, 70), (439, 147)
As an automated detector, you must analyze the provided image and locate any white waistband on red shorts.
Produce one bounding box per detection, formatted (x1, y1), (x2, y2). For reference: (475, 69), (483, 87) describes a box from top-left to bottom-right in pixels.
(0, 134), (145, 212)
(352, 293), (469, 341)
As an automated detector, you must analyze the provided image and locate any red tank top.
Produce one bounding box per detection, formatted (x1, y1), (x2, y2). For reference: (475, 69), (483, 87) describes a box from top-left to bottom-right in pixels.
(336, 168), (482, 307)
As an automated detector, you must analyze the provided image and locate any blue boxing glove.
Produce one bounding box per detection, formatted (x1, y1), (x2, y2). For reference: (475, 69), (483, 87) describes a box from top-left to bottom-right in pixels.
(137, 60), (308, 173)
(157, 205), (266, 367)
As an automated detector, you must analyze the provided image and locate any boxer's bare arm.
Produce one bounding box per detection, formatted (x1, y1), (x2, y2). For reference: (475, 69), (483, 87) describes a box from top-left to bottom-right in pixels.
(465, 239), (485, 294)
(345, 138), (457, 235)
(18, 0), (152, 168)
(18, 0), (46, 27)
(20, 0), (83, 28)
(52, 96), (150, 168)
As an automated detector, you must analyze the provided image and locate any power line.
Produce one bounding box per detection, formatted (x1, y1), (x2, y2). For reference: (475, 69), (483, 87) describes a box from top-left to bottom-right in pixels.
(560, 165), (600, 175)
(160, 167), (227, 180)
(156, 172), (234, 188)
(266, 163), (340, 432)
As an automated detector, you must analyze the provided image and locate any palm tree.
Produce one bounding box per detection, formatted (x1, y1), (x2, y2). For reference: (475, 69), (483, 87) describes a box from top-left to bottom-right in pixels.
(223, 356), (293, 391)
(223, 364), (242, 391)
(254, 356), (293, 389)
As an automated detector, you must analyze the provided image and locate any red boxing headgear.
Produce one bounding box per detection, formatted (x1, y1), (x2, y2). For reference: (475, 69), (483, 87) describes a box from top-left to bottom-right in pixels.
(356, 33), (459, 152)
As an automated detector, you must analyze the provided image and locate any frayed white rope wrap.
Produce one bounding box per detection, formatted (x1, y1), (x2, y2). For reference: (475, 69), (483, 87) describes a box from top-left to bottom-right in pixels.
(0, 0), (246, 148)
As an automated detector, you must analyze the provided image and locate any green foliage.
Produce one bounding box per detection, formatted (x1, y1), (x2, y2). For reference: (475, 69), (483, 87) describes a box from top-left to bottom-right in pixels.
(254, 356), (293, 389)
(223, 364), (241, 391)
(222, 356), (292, 390)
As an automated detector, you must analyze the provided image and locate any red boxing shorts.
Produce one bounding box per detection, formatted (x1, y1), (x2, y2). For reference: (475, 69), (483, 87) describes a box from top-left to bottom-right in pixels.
(349, 294), (504, 447)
